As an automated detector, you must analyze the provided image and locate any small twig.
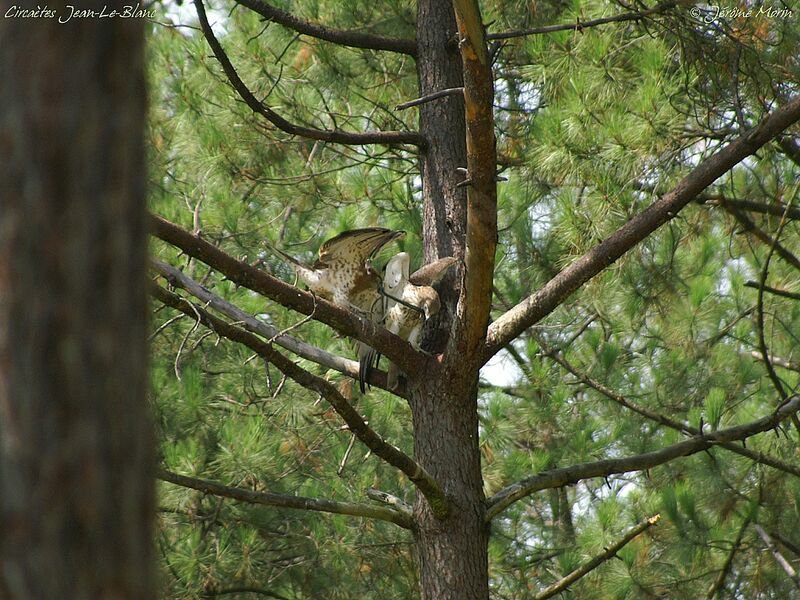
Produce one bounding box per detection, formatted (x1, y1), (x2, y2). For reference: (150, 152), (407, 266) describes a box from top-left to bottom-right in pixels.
(174, 302), (203, 380)
(366, 488), (413, 515)
(395, 87), (464, 111)
(534, 515), (661, 599)
(337, 433), (357, 476)
(754, 524), (800, 589)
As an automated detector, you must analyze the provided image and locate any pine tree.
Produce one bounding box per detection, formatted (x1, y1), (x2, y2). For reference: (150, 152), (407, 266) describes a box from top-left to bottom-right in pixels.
(148, 0), (800, 597)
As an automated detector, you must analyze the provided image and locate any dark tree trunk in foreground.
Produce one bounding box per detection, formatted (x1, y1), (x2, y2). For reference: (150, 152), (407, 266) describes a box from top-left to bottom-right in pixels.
(0, 11), (153, 598)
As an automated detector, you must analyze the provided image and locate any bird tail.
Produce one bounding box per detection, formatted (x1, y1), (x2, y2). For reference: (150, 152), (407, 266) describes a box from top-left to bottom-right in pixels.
(358, 343), (380, 394)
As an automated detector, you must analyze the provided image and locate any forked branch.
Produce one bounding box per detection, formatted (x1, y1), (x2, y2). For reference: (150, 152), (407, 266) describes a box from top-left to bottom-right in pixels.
(195, 0), (424, 147)
(152, 260), (408, 397)
(159, 469), (414, 529)
(152, 284), (449, 516)
(234, 0), (416, 56)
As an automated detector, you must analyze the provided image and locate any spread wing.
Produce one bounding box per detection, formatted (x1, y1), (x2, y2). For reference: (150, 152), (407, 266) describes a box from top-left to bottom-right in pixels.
(316, 228), (405, 268)
(409, 256), (458, 286)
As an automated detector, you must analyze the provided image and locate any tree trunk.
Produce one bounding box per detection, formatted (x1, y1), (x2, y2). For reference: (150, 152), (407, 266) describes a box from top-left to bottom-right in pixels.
(0, 12), (153, 599)
(410, 378), (488, 599)
(414, 0), (488, 597)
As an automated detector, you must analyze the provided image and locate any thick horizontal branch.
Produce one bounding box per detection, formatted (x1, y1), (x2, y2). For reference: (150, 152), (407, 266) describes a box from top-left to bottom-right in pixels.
(152, 284), (449, 516)
(158, 468), (414, 529)
(152, 260), (408, 398)
(195, 0), (423, 147)
(484, 95), (800, 362)
(234, 0), (416, 56)
(487, 1), (678, 41)
(150, 214), (430, 379)
(545, 345), (800, 478)
(535, 514), (661, 600)
(485, 395), (800, 520)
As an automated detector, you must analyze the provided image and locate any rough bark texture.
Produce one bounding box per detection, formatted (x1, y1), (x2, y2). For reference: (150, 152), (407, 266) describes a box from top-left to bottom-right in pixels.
(412, 0), (489, 597)
(417, 0), (467, 354)
(0, 10), (153, 599)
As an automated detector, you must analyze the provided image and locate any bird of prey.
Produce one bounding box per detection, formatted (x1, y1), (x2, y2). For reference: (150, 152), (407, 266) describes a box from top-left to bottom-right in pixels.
(272, 227), (405, 392)
(383, 253), (458, 390)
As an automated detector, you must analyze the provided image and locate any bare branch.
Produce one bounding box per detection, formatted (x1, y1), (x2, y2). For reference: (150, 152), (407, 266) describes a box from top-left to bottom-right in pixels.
(703, 197), (800, 221)
(234, 0), (416, 56)
(450, 0), (498, 367)
(152, 260), (408, 397)
(744, 281), (800, 301)
(487, 1), (679, 41)
(534, 515), (661, 600)
(543, 344), (800, 479)
(195, 0), (424, 148)
(485, 395), (800, 520)
(778, 136), (800, 168)
(716, 198), (800, 271)
(158, 468), (414, 529)
(152, 284), (449, 516)
(754, 524), (800, 589)
(395, 87), (463, 111)
(484, 95), (800, 363)
(150, 214), (431, 379)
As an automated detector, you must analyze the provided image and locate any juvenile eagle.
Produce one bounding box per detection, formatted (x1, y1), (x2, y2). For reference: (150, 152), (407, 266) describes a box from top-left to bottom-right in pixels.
(383, 253), (458, 390)
(273, 227), (405, 392)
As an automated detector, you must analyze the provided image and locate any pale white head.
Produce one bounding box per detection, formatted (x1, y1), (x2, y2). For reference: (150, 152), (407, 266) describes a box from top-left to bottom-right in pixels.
(383, 252), (410, 295)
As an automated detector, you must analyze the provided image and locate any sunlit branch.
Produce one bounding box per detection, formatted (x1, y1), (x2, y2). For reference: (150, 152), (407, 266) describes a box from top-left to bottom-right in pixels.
(151, 214), (431, 379)
(450, 0), (498, 366)
(485, 395), (800, 520)
(534, 515), (661, 600)
(152, 284), (449, 516)
(484, 95), (800, 363)
(158, 469), (414, 529)
(151, 260), (408, 398)
(487, 1), (679, 41)
(750, 351), (800, 373)
(233, 0), (416, 56)
(195, 0), (424, 147)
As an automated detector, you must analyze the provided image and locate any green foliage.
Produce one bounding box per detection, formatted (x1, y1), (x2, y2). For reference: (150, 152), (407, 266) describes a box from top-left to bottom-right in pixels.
(147, 0), (800, 597)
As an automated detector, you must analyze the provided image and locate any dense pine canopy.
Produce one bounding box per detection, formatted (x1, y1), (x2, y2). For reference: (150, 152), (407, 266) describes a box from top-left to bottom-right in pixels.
(147, 0), (800, 597)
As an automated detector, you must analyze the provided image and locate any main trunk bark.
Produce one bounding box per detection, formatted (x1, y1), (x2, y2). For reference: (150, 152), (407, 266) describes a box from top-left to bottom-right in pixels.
(414, 0), (488, 598)
(0, 12), (154, 599)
